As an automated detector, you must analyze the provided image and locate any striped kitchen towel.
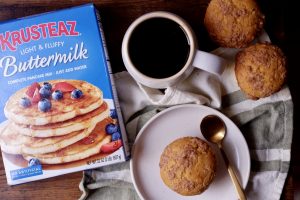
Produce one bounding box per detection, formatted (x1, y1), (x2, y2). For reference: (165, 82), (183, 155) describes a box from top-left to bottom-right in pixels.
(79, 42), (293, 200)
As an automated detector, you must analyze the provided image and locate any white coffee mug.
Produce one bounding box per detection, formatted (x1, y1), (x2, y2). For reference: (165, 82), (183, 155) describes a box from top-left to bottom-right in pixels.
(122, 11), (226, 88)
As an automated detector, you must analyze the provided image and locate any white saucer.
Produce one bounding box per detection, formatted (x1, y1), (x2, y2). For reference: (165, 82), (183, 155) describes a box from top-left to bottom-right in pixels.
(130, 104), (250, 200)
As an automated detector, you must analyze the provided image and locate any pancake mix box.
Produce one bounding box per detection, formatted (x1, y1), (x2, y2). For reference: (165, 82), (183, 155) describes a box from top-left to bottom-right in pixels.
(0, 4), (130, 185)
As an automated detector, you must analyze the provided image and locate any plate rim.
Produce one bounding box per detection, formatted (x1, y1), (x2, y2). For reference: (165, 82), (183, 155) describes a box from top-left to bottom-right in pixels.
(130, 104), (250, 200)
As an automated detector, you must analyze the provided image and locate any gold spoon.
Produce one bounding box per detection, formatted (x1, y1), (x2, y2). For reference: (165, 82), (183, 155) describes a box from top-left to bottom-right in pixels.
(200, 115), (247, 200)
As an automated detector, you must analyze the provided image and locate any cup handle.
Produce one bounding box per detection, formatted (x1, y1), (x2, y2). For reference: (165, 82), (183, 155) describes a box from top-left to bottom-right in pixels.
(192, 50), (226, 76)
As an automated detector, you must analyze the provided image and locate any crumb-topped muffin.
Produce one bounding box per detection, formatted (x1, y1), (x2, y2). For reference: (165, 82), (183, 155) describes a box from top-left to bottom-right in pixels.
(159, 137), (216, 196)
(204, 0), (265, 48)
(235, 42), (287, 99)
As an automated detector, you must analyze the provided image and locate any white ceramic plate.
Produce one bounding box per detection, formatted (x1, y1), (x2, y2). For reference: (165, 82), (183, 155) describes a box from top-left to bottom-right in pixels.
(130, 104), (250, 200)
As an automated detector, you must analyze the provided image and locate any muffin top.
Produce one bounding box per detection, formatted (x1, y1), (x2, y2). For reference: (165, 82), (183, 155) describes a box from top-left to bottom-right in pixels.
(204, 0), (265, 48)
(235, 42), (287, 99)
(159, 137), (216, 196)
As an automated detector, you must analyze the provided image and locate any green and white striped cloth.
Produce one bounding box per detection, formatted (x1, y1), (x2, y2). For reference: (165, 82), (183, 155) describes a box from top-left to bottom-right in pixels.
(79, 39), (293, 200)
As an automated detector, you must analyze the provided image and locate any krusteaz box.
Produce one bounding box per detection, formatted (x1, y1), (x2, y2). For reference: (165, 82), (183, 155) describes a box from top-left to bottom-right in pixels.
(0, 3), (130, 185)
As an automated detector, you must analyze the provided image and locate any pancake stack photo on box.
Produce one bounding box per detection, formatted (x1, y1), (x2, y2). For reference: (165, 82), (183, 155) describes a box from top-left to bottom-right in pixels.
(0, 80), (119, 165)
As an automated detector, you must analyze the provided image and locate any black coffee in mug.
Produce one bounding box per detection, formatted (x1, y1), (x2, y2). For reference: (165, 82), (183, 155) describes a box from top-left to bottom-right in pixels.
(128, 18), (190, 79)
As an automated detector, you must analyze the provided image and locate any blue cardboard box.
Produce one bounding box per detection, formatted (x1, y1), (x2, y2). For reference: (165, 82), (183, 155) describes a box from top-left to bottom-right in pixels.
(0, 4), (130, 185)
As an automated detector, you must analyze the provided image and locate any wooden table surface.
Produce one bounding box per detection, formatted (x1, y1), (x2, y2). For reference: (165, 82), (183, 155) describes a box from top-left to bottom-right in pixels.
(0, 0), (299, 199)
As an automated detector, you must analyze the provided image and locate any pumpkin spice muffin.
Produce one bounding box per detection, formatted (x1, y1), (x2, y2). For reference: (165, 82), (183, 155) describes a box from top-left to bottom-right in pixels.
(159, 137), (216, 196)
(235, 42), (287, 99)
(204, 0), (265, 48)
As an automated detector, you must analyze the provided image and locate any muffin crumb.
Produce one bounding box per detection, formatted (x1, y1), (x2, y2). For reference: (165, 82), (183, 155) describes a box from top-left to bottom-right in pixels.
(204, 0), (265, 48)
(159, 137), (216, 196)
(235, 42), (287, 99)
